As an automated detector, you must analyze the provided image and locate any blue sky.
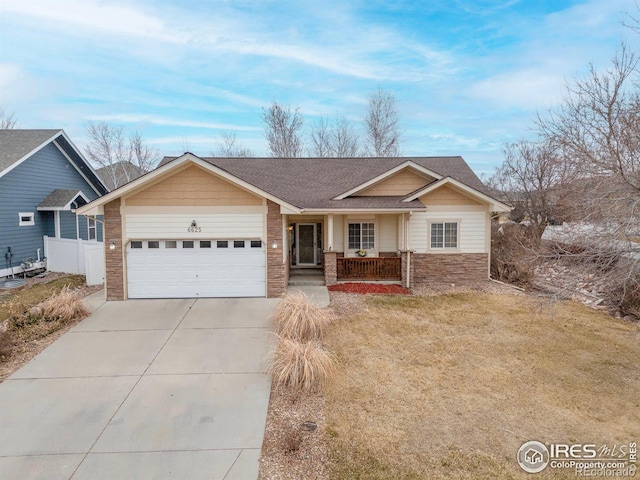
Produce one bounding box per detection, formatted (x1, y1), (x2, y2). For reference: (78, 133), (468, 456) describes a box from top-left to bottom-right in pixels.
(1, 0), (638, 176)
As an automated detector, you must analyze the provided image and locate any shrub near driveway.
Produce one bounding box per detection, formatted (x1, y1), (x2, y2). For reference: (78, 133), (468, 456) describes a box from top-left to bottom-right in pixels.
(269, 291), (336, 393)
(0, 275), (91, 381)
(325, 292), (640, 479)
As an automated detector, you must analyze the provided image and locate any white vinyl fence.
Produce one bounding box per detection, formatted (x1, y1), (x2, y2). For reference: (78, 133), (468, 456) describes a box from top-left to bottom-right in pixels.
(43, 236), (105, 285)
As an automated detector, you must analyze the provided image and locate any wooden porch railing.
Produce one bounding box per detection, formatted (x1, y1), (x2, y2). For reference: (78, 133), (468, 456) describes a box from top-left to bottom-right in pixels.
(337, 257), (402, 280)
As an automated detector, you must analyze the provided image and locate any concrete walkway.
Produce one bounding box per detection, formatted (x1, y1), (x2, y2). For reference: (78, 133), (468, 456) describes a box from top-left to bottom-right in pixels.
(0, 294), (278, 480)
(286, 286), (331, 308)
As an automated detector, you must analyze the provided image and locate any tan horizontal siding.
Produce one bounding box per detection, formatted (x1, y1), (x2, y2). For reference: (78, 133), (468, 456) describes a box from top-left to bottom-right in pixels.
(125, 165), (263, 206)
(419, 185), (482, 205)
(409, 210), (487, 253)
(125, 213), (264, 239)
(357, 169), (433, 196)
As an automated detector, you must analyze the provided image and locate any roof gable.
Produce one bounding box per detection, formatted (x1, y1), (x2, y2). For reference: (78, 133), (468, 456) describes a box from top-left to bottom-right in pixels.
(0, 129), (108, 195)
(333, 161), (443, 199)
(124, 164), (263, 207)
(353, 165), (437, 197)
(404, 177), (511, 212)
(37, 189), (90, 211)
(0, 129), (62, 174)
(78, 153), (301, 216)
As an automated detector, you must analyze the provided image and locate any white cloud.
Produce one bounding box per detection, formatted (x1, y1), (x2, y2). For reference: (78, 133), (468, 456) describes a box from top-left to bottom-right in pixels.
(468, 69), (565, 110)
(0, 0), (184, 43)
(89, 114), (260, 131)
(0, 64), (23, 95)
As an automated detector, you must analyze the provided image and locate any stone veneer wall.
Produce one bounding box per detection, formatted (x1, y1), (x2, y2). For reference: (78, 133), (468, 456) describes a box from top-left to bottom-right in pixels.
(104, 199), (124, 300)
(412, 253), (489, 286)
(323, 251), (337, 286)
(266, 200), (287, 297)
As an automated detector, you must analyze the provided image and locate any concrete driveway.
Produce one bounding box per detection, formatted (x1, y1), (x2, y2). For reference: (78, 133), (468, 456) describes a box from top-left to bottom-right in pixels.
(0, 294), (278, 480)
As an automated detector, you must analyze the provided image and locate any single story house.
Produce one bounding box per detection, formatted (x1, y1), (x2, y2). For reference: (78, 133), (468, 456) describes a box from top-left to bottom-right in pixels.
(77, 153), (510, 300)
(0, 130), (108, 278)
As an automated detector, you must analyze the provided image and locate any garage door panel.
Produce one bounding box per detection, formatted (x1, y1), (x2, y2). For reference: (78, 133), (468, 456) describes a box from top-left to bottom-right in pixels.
(127, 239), (266, 298)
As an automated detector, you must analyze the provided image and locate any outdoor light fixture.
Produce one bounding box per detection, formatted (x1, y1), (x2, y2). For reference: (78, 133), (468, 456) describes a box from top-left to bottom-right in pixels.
(109, 241), (116, 251)
(287, 225), (294, 231)
(272, 241), (278, 249)
(191, 220), (197, 227)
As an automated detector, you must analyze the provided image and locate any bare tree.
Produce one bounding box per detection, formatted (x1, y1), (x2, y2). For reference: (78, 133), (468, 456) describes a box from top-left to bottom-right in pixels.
(0, 105), (17, 129)
(85, 121), (159, 189)
(489, 140), (576, 244)
(214, 131), (253, 157)
(179, 137), (192, 154)
(363, 87), (401, 157)
(310, 117), (332, 158)
(537, 46), (640, 244)
(261, 102), (304, 158)
(535, 44), (640, 316)
(310, 116), (360, 157)
(539, 45), (640, 194)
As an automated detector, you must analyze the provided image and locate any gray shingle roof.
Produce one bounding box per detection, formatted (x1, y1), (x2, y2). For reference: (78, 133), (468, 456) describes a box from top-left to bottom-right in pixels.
(160, 156), (491, 209)
(0, 129), (61, 173)
(37, 189), (87, 209)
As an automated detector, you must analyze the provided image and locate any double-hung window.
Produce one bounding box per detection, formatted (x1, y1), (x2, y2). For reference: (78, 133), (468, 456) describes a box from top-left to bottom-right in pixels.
(88, 217), (97, 240)
(430, 222), (458, 249)
(348, 222), (375, 250)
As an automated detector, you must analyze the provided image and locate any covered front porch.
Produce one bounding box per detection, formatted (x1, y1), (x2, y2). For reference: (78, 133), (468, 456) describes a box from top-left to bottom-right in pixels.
(285, 212), (412, 286)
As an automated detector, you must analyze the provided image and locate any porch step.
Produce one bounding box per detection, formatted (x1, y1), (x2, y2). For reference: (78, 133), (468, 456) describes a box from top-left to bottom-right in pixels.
(288, 275), (326, 287)
(290, 268), (323, 276)
(288, 277), (325, 286)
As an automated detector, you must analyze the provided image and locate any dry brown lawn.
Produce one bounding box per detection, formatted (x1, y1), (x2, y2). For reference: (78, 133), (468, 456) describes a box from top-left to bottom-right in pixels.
(0, 275), (96, 381)
(325, 292), (640, 479)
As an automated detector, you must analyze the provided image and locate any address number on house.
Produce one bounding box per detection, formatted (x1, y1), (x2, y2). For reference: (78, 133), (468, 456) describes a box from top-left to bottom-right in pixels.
(187, 226), (202, 233)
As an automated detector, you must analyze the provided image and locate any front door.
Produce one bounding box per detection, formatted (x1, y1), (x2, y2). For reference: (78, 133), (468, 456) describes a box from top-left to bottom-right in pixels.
(296, 223), (317, 265)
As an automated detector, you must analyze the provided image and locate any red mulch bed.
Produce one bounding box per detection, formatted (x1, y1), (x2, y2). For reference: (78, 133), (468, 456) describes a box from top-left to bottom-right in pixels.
(327, 282), (411, 295)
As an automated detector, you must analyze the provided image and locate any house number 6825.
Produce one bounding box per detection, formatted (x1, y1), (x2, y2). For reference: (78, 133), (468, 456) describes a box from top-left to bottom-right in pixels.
(187, 226), (201, 233)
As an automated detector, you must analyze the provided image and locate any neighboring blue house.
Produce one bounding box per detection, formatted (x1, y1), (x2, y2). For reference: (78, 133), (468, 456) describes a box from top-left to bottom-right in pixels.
(0, 129), (108, 278)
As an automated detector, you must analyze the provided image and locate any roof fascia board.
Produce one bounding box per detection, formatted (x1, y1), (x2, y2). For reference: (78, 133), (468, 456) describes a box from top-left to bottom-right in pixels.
(0, 130), (63, 179)
(332, 161), (443, 200)
(403, 176), (512, 211)
(77, 153), (300, 216)
(52, 140), (103, 196)
(36, 190), (90, 211)
(300, 207), (428, 214)
(58, 130), (109, 193)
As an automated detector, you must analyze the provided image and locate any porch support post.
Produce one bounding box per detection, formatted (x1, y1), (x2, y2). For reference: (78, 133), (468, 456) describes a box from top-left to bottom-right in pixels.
(54, 211), (61, 238)
(324, 251), (337, 286)
(327, 213), (334, 251)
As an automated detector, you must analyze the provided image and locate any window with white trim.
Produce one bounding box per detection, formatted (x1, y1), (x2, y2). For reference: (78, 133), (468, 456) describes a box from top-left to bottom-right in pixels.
(430, 222), (458, 249)
(348, 222), (375, 250)
(19, 212), (35, 226)
(88, 217), (96, 240)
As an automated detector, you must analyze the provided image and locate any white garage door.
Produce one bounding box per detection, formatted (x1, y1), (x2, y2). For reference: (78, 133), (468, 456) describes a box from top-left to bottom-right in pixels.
(127, 239), (266, 298)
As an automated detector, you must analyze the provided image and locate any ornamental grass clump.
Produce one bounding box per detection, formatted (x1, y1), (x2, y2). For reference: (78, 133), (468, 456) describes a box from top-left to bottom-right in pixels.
(0, 321), (12, 357)
(271, 291), (333, 341)
(28, 286), (88, 324)
(270, 336), (335, 393)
